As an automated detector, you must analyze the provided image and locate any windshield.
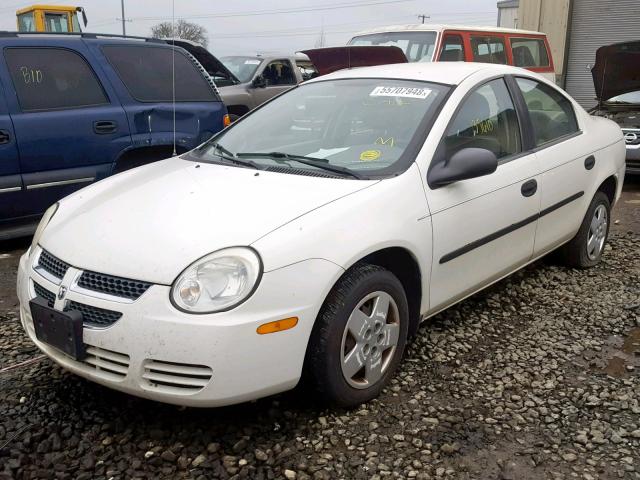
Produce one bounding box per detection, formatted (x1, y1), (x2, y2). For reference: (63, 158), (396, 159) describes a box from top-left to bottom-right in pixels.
(607, 91), (640, 104)
(348, 31), (437, 62)
(221, 56), (262, 83)
(189, 78), (450, 177)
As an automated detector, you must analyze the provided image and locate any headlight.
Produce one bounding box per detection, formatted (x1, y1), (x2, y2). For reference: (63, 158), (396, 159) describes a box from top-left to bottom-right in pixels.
(171, 247), (262, 313)
(31, 203), (59, 252)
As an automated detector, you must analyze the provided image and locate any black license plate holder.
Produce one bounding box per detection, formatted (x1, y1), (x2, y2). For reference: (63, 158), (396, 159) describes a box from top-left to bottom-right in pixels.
(30, 297), (86, 361)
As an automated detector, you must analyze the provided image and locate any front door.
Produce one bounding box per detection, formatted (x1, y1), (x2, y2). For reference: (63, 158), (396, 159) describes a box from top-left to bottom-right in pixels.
(0, 78), (23, 223)
(251, 59), (297, 106)
(427, 78), (541, 312)
(0, 41), (131, 217)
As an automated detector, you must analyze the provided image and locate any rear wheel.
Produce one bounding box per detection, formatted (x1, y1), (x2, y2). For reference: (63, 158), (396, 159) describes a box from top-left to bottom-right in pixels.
(559, 191), (610, 268)
(305, 264), (409, 407)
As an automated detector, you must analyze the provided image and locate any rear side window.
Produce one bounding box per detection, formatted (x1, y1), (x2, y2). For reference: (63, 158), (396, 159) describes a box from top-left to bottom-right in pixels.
(510, 38), (550, 67)
(516, 78), (578, 146)
(103, 45), (217, 102)
(4, 47), (108, 111)
(444, 78), (521, 160)
(470, 35), (507, 64)
(439, 34), (465, 62)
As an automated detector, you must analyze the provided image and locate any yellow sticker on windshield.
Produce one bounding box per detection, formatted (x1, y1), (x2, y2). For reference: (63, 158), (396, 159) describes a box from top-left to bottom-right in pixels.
(360, 150), (381, 161)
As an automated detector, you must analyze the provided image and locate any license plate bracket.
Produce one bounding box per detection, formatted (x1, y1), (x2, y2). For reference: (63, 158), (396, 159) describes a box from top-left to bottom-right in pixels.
(30, 296), (86, 361)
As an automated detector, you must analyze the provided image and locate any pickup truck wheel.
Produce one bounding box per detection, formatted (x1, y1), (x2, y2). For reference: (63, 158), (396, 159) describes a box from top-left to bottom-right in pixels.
(305, 264), (409, 408)
(559, 191), (610, 268)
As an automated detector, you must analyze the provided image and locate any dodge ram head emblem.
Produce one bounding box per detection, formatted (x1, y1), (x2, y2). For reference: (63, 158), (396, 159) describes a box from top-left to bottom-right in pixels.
(57, 286), (67, 300)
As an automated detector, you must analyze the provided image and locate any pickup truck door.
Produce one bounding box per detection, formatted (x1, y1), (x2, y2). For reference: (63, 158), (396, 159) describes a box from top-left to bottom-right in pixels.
(251, 59), (298, 106)
(0, 39), (131, 217)
(0, 77), (23, 224)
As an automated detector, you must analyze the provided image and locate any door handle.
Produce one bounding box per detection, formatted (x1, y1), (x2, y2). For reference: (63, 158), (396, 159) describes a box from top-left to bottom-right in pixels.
(93, 120), (117, 134)
(584, 155), (595, 170)
(0, 130), (10, 145)
(521, 179), (538, 197)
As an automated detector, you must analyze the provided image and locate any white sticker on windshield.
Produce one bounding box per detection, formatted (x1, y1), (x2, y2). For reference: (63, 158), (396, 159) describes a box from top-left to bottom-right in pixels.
(370, 86), (431, 99)
(244, 59), (261, 65)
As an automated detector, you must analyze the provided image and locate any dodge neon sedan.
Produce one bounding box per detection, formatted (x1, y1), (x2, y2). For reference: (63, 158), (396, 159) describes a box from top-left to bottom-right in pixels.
(17, 62), (625, 408)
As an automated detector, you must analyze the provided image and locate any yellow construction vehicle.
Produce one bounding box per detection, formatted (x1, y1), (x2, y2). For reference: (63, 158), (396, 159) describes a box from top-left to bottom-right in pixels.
(16, 5), (87, 33)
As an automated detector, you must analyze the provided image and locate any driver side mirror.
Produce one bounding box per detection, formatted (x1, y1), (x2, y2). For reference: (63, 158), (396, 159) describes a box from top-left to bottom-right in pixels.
(429, 148), (498, 188)
(252, 75), (267, 88)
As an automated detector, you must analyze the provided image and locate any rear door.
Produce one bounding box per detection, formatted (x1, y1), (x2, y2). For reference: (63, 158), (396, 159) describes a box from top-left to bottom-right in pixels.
(0, 76), (23, 223)
(95, 42), (226, 155)
(0, 39), (131, 217)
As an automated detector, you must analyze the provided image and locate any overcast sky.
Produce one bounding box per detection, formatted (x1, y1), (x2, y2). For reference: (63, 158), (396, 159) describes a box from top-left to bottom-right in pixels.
(1, 0), (498, 56)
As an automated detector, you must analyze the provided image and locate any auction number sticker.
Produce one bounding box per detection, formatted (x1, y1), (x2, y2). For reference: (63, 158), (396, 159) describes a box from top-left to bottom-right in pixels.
(370, 86), (431, 99)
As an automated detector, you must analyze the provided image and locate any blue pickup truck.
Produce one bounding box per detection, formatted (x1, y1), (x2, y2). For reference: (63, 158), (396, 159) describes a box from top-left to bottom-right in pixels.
(0, 32), (230, 239)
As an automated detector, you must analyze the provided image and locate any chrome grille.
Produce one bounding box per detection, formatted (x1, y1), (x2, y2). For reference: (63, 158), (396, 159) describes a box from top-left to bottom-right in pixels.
(77, 271), (151, 300)
(33, 282), (55, 307)
(38, 250), (69, 280)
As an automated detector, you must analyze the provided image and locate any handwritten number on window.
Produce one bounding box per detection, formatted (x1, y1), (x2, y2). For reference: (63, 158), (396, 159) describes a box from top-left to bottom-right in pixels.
(20, 66), (43, 85)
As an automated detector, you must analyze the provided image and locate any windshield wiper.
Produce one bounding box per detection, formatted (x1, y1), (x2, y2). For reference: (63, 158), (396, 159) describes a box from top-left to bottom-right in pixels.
(236, 151), (362, 179)
(208, 143), (264, 170)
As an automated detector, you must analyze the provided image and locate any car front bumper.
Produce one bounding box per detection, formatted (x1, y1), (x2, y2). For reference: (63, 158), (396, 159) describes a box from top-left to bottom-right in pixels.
(625, 144), (640, 174)
(17, 248), (343, 407)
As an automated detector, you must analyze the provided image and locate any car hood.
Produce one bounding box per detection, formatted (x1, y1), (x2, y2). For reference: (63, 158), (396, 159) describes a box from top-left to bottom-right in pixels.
(41, 157), (374, 284)
(165, 38), (240, 85)
(592, 41), (640, 102)
(301, 46), (407, 76)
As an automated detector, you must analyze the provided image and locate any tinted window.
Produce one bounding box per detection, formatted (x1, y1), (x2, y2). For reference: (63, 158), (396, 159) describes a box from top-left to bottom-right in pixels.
(262, 60), (296, 86)
(4, 48), (108, 111)
(444, 79), (521, 160)
(103, 45), (217, 102)
(510, 38), (550, 67)
(470, 35), (507, 64)
(516, 78), (578, 146)
(439, 34), (465, 62)
(349, 31), (437, 62)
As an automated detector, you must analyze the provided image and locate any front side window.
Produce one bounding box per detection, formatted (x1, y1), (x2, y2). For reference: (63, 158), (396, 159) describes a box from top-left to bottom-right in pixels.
(44, 13), (69, 32)
(470, 35), (507, 64)
(510, 38), (550, 67)
(220, 56), (262, 83)
(17, 12), (35, 32)
(516, 78), (578, 146)
(444, 79), (521, 160)
(262, 60), (296, 86)
(103, 45), (217, 103)
(4, 48), (108, 111)
(296, 61), (317, 81)
(439, 34), (465, 62)
(348, 31), (437, 62)
(190, 78), (450, 177)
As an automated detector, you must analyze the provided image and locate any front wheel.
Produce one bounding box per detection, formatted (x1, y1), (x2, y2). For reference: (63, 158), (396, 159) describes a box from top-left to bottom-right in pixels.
(305, 264), (409, 408)
(559, 191), (611, 268)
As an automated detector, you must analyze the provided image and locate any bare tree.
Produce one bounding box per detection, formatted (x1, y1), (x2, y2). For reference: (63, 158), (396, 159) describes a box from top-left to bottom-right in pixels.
(150, 20), (209, 47)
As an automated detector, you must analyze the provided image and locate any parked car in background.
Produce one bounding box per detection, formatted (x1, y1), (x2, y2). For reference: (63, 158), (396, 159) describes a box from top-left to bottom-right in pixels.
(348, 24), (555, 82)
(18, 62), (624, 408)
(590, 41), (640, 174)
(0, 32), (229, 239)
(217, 54), (317, 120)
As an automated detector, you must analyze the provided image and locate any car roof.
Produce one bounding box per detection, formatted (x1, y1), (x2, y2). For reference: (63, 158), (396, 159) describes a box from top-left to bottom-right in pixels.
(307, 61), (530, 86)
(0, 31), (168, 45)
(353, 23), (544, 37)
(222, 53), (310, 62)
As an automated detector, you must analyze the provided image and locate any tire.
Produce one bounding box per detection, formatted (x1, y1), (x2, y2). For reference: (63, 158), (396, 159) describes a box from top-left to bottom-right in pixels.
(305, 263), (409, 408)
(559, 191), (611, 268)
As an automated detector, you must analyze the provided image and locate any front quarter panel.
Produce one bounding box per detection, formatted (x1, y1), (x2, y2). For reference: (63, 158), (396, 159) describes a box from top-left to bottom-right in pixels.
(252, 164), (432, 310)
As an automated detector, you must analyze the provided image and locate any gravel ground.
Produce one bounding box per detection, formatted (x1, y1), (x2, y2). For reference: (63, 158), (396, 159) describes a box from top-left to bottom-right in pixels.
(0, 183), (639, 480)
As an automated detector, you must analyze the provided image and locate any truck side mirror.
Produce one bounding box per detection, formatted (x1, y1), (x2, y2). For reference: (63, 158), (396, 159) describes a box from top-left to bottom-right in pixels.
(252, 75), (267, 88)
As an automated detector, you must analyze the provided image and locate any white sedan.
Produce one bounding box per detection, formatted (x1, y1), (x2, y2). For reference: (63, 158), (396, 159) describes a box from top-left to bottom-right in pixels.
(17, 62), (625, 408)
